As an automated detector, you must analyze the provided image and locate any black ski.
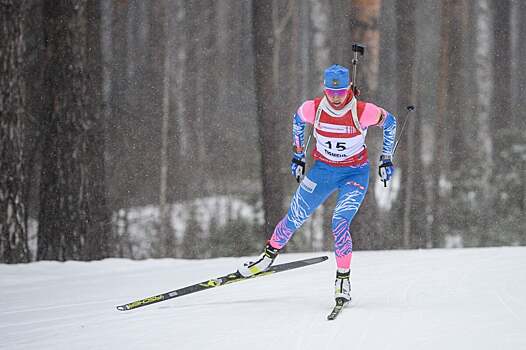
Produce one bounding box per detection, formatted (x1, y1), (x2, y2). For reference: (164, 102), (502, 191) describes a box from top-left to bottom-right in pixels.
(327, 297), (349, 320)
(116, 255), (328, 311)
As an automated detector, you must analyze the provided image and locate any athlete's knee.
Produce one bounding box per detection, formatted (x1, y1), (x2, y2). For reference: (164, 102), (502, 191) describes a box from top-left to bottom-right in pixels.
(287, 190), (316, 227)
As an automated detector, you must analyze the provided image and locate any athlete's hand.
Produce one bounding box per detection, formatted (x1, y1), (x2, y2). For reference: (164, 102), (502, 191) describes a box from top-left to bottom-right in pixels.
(378, 155), (394, 187)
(291, 152), (306, 183)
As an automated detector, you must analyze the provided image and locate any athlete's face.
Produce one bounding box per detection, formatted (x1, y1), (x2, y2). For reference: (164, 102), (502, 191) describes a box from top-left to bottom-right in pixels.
(324, 87), (350, 109)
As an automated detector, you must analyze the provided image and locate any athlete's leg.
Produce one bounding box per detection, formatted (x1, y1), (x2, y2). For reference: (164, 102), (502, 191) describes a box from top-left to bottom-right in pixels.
(331, 166), (369, 270)
(269, 162), (336, 249)
(239, 162), (338, 277)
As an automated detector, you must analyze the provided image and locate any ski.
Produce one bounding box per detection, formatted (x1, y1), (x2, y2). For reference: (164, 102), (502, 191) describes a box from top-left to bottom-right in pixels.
(327, 297), (349, 320)
(116, 255), (328, 311)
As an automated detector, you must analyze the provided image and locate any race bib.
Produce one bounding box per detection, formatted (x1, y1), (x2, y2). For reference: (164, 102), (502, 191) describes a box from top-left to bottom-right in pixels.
(314, 132), (366, 162)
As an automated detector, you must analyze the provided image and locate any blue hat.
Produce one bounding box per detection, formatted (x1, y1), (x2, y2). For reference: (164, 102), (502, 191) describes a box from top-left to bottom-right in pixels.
(323, 64), (350, 89)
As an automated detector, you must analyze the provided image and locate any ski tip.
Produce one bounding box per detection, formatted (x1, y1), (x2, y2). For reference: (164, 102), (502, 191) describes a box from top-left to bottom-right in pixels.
(302, 255), (329, 265)
(326, 298), (350, 320)
(313, 256), (329, 264)
(310, 255), (329, 263)
(116, 305), (128, 311)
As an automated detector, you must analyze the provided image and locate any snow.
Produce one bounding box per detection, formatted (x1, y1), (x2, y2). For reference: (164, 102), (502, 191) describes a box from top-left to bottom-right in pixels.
(1, 247), (526, 350)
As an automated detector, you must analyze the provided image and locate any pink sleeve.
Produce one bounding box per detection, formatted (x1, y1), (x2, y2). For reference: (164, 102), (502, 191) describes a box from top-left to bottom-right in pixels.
(297, 100), (316, 124)
(360, 103), (385, 128)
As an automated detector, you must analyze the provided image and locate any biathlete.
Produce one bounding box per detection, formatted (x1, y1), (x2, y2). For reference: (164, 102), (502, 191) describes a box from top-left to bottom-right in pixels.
(239, 64), (397, 303)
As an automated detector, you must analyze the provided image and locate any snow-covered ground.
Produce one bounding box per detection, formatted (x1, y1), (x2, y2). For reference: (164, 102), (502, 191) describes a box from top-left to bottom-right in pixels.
(1, 247), (525, 350)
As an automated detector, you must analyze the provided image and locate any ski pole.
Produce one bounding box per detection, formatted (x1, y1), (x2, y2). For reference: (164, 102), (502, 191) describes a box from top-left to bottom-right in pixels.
(392, 105), (416, 158)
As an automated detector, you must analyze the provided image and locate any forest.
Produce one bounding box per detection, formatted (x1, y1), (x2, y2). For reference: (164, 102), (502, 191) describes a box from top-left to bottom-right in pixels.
(1, 0), (525, 263)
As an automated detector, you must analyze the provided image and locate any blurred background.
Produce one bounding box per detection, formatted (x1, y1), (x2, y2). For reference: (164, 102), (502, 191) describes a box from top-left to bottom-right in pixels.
(1, 0), (525, 263)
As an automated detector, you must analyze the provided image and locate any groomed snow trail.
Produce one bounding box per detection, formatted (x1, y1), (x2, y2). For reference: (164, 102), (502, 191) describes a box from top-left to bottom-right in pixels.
(1, 247), (525, 350)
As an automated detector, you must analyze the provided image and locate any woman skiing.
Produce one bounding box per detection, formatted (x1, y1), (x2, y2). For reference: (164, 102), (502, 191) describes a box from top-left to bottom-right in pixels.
(239, 64), (397, 303)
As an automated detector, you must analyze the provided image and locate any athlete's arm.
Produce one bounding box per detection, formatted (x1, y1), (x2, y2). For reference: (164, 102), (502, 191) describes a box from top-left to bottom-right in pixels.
(380, 112), (397, 157)
(359, 102), (397, 156)
(292, 100), (315, 152)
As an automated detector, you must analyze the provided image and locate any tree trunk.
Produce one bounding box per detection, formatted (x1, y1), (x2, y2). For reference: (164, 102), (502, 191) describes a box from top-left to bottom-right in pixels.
(375, 0), (398, 249)
(159, 0), (174, 257)
(22, 0), (45, 237)
(252, 1), (287, 239)
(350, 0), (381, 94)
(309, 0), (330, 80)
(183, 1), (207, 198)
(84, 0), (112, 260)
(169, 0), (187, 208)
(493, 1), (511, 132)
(348, 0), (382, 251)
(395, 0), (417, 248)
(515, 1), (526, 126)
(0, 0), (30, 263)
(106, 0), (130, 214)
(38, 0), (110, 261)
(473, 0), (494, 229)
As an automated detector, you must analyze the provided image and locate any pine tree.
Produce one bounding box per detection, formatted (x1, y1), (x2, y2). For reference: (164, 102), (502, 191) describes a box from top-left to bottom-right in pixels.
(37, 0), (111, 261)
(0, 0), (30, 263)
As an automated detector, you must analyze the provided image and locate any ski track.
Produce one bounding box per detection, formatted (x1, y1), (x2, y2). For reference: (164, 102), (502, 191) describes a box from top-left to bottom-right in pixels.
(355, 307), (376, 349)
(0, 298), (122, 316)
(1, 247), (526, 350)
(494, 290), (522, 322)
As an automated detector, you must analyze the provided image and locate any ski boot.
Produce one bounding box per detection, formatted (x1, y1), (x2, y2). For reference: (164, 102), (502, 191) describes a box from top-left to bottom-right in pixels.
(238, 243), (280, 277)
(334, 269), (351, 302)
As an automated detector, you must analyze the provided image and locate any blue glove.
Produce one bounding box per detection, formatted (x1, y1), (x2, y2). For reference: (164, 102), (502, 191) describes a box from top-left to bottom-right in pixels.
(378, 155), (394, 187)
(291, 151), (306, 183)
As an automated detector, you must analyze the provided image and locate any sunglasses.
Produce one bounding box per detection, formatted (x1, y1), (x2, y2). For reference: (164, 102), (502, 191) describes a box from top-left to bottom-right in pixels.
(324, 87), (349, 98)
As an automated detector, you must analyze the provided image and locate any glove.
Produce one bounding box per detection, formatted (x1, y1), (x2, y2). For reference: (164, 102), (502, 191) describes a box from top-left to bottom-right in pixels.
(378, 155), (394, 187)
(291, 151), (306, 183)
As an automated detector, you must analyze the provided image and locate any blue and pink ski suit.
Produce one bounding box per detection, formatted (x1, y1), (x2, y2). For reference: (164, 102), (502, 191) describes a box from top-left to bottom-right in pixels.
(268, 94), (397, 270)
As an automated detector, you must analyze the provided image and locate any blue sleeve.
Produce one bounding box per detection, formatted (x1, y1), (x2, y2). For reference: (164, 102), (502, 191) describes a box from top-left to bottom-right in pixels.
(381, 112), (397, 156)
(292, 113), (306, 151)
